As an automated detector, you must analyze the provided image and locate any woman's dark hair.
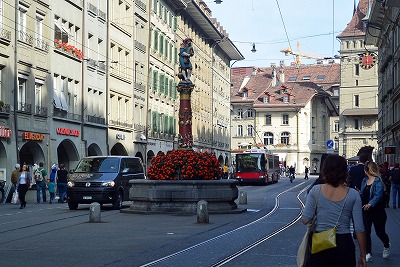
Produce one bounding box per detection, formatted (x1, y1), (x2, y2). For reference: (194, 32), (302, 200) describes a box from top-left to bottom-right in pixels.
(321, 154), (348, 187)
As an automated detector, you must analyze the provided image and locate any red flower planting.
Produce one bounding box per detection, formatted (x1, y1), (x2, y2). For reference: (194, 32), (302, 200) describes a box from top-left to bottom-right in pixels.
(54, 39), (84, 59)
(148, 150), (222, 180)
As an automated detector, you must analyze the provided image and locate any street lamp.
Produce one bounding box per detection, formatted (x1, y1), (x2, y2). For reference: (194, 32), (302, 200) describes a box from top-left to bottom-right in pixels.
(251, 43), (257, 53)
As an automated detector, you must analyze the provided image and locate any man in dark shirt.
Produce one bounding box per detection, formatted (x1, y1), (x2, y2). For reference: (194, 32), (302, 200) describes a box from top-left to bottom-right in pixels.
(348, 153), (368, 191)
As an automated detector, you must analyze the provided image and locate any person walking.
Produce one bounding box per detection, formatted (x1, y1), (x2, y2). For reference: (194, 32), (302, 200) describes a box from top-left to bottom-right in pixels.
(304, 166), (309, 180)
(389, 163), (400, 209)
(35, 162), (47, 204)
(222, 164), (229, 179)
(11, 163), (20, 190)
(47, 179), (56, 204)
(302, 154), (366, 267)
(348, 153), (369, 191)
(56, 164), (69, 203)
(17, 164), (31, 209)
(361, 161), (391, 262)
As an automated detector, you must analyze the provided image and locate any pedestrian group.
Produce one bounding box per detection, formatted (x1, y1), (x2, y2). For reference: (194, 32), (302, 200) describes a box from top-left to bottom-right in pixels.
(300, 153), (394, 267)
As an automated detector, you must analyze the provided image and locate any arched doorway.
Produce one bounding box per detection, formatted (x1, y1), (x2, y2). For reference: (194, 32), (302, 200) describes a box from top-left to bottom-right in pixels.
(88, 143), (102, 156)
(218, 155), (224, 166)
(57, 140), (79, 171)
(19, 141), (45, 166)
(110, 143), (128, 156)
(135, 151), (144, 163)
(147, 150), (155, 167)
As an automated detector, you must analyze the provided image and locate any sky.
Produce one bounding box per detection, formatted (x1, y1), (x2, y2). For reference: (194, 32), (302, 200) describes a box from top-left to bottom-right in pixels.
(207, 0), (358, 67)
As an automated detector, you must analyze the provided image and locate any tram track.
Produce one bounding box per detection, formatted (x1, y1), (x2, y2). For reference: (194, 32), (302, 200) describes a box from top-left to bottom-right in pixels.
(140, 182), (309, 267)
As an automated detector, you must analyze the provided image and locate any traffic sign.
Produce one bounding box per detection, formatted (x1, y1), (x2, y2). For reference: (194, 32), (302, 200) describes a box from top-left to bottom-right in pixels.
(326, 140), (334, 149)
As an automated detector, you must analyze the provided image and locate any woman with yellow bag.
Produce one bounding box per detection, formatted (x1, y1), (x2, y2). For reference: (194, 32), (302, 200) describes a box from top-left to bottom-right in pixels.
(301, 154), (366, 267)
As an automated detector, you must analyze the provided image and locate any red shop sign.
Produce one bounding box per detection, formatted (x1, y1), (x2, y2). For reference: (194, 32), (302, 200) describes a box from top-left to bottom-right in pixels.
(56, 127), (80, 137)
(22, 132), (45, 141)
(0, 126), (11, 139)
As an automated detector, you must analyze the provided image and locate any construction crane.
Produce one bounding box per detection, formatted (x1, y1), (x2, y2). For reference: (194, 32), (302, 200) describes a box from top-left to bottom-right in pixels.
(280, 41), (323, 66)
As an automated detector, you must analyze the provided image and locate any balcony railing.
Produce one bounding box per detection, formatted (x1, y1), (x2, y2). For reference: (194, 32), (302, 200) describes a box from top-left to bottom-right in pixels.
(134, 82), (146, 91)
(53, 109), (82, 121)
(86, 115), (106, 125)
(110, 120), (132, 128)
(0, 103), (11, 113)
(36, 38), (49, 52)
(18, 31), (33, 45)
(0, 28), (11, 42)
(98, 10), (106, 21)
(35, 106), (48, 116)
(134, 123), (146, 131)
(17, 102), (32, 113)
(134, 40), (146, 52)
(135, 0), (147, 12)
(88, 2), (98, 16)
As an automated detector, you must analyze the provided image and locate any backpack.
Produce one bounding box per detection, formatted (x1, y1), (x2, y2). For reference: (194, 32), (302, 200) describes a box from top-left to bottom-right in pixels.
(34, 168), (44, 182)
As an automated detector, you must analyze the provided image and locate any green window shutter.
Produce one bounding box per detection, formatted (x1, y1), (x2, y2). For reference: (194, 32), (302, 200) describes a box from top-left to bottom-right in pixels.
(173, 16), (177, 31)
(164, 9), (167, 23)
(153, 70), (158, 92)
(152, 111), (157, 132)
(168, 79), (173, 97)
(169, 116), (173, 134)
(169, 14), (173, 28)
(164, 115), (169, 134)
(159, 2), (162, 18)
(153, 0), (157, 13)
(173, 117), (176, 135)
(159, 73), (165, 94)
(174, 47), (178, 64)
(172, 82), (177, 99)
(165, 40), (168, 58)
(160, 34), (164, 55)
(165, 77), (169, 96)
(169, 44), (173, 62)
(156, 112), (160, 132)
(154, 30), (158, 51)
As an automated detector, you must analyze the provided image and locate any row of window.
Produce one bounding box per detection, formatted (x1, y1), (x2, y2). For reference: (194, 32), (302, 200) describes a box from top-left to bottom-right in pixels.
(150, 111), (176, 135)
(152, 29), (178, 63)
(151, 70), (177, 99)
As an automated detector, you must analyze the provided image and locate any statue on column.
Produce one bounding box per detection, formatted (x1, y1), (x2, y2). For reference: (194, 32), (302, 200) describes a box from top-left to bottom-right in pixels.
(178, 38), (194, 83)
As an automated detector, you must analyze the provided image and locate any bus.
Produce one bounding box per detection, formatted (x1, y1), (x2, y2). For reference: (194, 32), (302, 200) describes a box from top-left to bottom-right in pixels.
(234, 148), (280, 185)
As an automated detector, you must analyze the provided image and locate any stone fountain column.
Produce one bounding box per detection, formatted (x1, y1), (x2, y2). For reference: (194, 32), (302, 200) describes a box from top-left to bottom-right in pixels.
(176, 81), (195, 150)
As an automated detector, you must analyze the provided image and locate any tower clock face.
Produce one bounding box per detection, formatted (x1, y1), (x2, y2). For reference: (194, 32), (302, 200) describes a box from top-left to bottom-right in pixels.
(359, 53), (377, 69)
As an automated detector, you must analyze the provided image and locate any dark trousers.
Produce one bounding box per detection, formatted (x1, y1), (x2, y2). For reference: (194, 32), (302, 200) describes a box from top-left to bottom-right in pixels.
(363, 208), (390, 253)
(17, 184), (28, 206)
(309, 233), (355, 267)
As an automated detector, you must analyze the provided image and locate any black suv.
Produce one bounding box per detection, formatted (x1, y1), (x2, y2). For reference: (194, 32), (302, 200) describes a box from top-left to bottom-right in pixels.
(67, 156), (145, 210)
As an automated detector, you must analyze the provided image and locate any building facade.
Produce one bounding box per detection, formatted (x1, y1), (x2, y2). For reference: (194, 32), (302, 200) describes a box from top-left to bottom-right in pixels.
(337, 0), (379, 160)
(230, 63), (339, 172)
(0, 0), (242, 184)
(365, 0), (400, 164)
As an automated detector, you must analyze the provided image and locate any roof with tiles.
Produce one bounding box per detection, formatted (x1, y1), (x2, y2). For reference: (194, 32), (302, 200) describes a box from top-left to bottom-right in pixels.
(231, 63), (340, 108)
(337, 0), (369, 38)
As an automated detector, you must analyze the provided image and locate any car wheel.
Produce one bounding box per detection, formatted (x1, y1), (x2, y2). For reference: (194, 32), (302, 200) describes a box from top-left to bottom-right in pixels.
(0, 190), (4, 203)
(112, 191), (123, 210)
(68, 201), (78, 210)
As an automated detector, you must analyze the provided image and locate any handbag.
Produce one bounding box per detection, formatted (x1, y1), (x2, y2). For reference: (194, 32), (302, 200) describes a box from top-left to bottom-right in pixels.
(311, 189), (349, 254)
(297, 188), (320, 267)
(297, 218), (316, 267)
(11, 190), (19, 204)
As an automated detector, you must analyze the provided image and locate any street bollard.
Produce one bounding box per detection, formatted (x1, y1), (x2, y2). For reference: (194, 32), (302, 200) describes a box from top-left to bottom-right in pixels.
(239, 191), (247, 205)
(89, 202), (101, 223)
(197, 200), (209, 223)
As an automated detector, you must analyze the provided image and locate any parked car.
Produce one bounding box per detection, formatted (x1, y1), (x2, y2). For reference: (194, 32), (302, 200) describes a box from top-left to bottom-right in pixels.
(67, 156), (145, 210)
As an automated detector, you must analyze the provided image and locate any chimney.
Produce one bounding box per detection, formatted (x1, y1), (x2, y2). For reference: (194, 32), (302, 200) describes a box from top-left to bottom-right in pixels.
(279, 67), (285, 84)
(252, 67), (257, 76)
(271, 66), (277, 87)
